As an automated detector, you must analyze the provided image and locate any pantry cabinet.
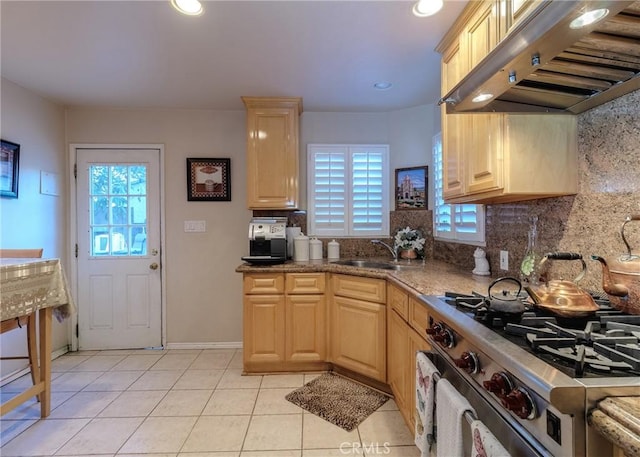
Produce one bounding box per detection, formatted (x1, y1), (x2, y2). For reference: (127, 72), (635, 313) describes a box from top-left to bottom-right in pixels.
(330, 274), (387, 382)
(242, 96), (302, 210)
(437, 1), (578, 204)
(243, 272), (327, 372)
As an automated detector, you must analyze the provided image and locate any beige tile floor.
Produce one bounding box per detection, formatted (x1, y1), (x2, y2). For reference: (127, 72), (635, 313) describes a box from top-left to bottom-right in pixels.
(0, 349), (420, 456)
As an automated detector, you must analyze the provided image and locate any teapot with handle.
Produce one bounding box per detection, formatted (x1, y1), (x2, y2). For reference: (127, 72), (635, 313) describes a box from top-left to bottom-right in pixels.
(525, 252), (599, 318)
(592, 215), (640, 315)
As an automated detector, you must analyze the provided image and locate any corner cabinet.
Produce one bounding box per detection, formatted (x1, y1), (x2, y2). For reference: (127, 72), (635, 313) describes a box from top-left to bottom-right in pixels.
(438, 1), (578, 204)
(330, 274), (387, 382)
(242, 96), (302, 209)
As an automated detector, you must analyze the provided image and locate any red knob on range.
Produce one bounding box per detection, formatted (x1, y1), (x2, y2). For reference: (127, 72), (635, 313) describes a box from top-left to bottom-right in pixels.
(426, 323), (443, 335)
(503, 387), (537, 420)
(483, 372), (513, 398)
(433, 328), (455, 348)
(454, 351), (479, 374)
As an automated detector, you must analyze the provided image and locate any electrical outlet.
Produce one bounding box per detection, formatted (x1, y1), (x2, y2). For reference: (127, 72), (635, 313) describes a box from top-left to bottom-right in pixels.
(500, 250), (509, 270)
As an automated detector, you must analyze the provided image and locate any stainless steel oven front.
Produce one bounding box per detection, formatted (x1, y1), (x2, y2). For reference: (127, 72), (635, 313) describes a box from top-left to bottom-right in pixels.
(425, 347), (549, 457)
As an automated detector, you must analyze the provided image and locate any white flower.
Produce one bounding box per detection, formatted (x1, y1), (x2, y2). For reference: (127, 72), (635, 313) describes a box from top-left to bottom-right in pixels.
(394, 226), (425, 251)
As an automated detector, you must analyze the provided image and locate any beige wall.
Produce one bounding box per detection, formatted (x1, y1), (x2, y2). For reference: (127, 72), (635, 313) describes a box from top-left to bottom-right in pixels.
(65, 108), (250, 345)
(0, 78), (69, 378)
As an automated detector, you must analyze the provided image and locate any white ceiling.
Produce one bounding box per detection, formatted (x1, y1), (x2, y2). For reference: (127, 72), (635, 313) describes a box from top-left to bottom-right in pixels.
(1, 0), (467, 112)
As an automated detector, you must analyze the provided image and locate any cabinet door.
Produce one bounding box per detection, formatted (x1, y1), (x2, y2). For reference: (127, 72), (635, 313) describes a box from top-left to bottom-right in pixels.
(285, 295), (326, 362)
(388, 283), (409, 320)
(441, 39), (467, 199)
(466, 114), (504, 195)
(408, 328), (431, 432)
(243, 294), (285, 364)
(243, 98), (300, 209)
(463, 1), (499, 69)
(331, 295), (386, 382)
(388, 309), (409, 414)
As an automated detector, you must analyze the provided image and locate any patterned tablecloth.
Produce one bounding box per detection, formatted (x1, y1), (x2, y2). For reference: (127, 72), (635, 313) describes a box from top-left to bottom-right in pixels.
(0, 258), (75, 322)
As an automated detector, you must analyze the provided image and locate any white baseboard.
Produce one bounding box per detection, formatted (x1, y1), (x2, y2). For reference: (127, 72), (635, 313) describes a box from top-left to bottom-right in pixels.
(164, 341), (243, 350)
(0, 346), (70, 387)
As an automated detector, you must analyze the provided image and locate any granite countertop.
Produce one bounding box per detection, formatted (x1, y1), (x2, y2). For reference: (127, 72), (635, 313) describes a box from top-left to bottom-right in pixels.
(589, 397), (640, 456)
(236, 257), (495, 296)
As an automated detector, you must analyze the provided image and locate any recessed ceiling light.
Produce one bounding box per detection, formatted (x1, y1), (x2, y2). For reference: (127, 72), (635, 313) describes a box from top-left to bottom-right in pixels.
(171, 0), (203, 16)
(412, 0), (444, 18)
(570, 8), (609, 29)
(472, 93), (493, 103)
(374, 82), (393, 90)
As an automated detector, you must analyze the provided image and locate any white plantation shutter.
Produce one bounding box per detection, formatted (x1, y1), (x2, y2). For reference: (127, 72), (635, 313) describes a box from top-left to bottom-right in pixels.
(432, 133), (485, 244)
(308, 146), (347, 236)
(308, 144), (389, 237)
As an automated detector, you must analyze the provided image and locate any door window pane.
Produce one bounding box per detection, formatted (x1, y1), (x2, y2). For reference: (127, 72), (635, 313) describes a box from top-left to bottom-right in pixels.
(89, 164), (148, 256)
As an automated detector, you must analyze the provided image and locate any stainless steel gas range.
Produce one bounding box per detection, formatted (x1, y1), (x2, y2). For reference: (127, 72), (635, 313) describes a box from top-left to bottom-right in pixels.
(419, 290), (640, 457)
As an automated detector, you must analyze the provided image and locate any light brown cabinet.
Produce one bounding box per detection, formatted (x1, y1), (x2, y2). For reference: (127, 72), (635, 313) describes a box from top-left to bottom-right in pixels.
(243, 272), (327, 372)
(438, 1), (578, 204)
(242, 96), (302, 209)
(330, 274), (387, 382)
(386, 283), (431, 431)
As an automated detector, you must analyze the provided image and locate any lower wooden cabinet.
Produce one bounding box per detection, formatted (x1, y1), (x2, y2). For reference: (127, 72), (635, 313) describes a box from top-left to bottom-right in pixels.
(285, 294), (326, 362)
(243, 294), (286, 365)
(243, 272), (327, 372)
(387, 283), (431, 431)
(330, 295), (387, 382)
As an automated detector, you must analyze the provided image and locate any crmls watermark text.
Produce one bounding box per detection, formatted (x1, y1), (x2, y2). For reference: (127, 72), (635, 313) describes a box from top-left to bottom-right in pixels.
(339, 442), (391, 455)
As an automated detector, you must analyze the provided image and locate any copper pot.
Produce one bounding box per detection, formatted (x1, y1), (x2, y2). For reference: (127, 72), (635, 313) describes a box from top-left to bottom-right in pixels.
(525, 252), (600, 318)
(592, 215), (640, 315)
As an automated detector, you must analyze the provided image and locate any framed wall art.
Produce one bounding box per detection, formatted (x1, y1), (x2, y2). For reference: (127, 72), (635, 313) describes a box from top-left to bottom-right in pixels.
(395, 166), (427, 210)
(1, 139), (20, 199)
(186, 158), (231, 201)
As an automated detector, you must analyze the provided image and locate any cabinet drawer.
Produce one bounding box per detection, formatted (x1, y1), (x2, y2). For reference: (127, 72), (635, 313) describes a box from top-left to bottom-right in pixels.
(409, 296), (429, 339)
(243, 273), (285, 294)
(332, 274), (386, 304)
(286, 273), (326, 294)
(388, 283), (409, 320)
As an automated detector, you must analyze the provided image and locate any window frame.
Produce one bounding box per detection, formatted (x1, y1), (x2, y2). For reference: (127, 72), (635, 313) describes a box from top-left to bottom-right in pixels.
(307, 144), (390, 238)
(432, 132), (486, 246)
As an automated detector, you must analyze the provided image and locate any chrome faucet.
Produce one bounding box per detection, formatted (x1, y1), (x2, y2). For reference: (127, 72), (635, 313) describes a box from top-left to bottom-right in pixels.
(371, 239), (398, 262)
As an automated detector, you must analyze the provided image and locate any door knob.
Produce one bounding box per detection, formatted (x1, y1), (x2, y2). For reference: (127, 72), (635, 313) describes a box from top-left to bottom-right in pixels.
(149, 262), (159, 270)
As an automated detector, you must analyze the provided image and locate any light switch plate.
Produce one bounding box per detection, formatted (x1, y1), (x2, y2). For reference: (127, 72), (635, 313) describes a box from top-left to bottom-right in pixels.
(184, 220), (206, 232)
(500, 250), (509, 270)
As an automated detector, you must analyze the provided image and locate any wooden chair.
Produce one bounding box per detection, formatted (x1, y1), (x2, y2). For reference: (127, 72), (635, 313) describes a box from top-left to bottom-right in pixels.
(0, 248), (44, 400)
(0, 248), (44, 258)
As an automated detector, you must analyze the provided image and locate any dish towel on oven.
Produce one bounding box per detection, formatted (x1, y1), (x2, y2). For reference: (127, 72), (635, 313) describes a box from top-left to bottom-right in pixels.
(415, 351), (438, 456)
(436, 378), (476, 457)
(470, 419), (511, 457)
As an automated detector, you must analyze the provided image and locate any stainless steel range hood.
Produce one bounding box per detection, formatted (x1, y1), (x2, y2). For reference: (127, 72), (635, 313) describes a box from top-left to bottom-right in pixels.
(440, 0), (640, 114)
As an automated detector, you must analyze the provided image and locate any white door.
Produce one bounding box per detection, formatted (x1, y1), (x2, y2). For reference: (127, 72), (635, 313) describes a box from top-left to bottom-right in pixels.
(76, 148), (162, 350)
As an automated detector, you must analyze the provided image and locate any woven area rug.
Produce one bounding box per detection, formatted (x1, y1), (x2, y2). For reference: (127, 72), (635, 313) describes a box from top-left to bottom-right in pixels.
(285, 372), (389, 431)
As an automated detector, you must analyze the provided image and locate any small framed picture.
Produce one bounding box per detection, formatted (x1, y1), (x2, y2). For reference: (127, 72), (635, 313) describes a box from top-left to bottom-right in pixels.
(395, 166), (427, 210)
(186, 158), (231, 201)
(1, 139), (20, 199)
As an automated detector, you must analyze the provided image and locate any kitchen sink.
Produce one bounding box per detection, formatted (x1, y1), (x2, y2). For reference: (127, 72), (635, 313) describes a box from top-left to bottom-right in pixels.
(330, 259), (419, 270)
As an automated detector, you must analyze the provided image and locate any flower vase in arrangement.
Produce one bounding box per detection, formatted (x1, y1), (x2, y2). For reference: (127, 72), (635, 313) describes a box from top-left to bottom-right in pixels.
(394, 226), (425, 261)
(399, 249), (418, 260)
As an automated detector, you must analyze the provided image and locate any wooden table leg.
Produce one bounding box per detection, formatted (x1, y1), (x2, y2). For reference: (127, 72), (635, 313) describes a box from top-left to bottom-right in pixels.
(38, 307), (52, 418)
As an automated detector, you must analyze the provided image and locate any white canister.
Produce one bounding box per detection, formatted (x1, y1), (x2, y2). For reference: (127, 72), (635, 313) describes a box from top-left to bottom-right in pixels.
(293, 233), (310, 262)
(327, 239), (340, 260)
(309, 237), (323, 260)
(286, 226), (301, 259)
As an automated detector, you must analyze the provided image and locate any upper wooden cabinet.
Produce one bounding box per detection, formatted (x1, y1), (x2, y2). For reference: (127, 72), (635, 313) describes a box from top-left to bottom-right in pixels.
(437, 1), (578, 204)
(242, 97), (302, 209)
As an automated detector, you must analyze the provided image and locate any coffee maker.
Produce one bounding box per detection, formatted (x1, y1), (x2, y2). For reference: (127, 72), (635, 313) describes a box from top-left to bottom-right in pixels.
(241, 217), (287, 264)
